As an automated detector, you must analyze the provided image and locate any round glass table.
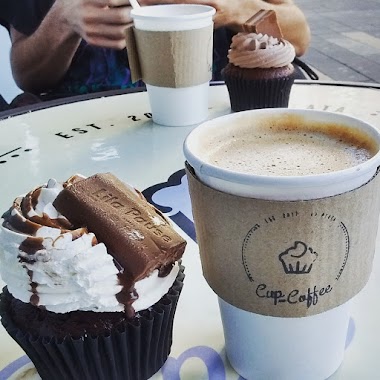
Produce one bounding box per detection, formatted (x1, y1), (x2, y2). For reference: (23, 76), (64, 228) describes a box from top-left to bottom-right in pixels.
(1, 81), (380, 380)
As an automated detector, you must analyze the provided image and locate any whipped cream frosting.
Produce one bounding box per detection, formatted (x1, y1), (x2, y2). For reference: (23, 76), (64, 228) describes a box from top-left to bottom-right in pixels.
(0, 177), (180, 314)
(228, 32), (295, 69)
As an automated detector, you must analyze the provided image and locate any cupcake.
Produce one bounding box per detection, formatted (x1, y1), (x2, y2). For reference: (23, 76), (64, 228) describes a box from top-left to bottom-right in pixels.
(223, 25), (296, 111)
(0, 173), (186, 380)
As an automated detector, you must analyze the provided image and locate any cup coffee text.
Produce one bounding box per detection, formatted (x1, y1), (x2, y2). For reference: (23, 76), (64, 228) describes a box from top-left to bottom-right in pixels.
(256, 283), (333, 308)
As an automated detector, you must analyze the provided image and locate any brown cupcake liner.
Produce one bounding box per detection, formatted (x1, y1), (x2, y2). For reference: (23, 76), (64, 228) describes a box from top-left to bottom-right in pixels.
(224, 74), (295, 112)
(0, 266), (185, 380)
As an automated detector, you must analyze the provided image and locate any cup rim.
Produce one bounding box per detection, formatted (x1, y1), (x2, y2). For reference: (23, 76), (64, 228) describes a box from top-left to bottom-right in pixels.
(131, 4), (216, 20)
(183, 108), (380, 192)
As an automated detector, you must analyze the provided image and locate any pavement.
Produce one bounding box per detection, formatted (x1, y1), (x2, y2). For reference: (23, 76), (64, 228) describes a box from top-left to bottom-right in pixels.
(296, 0), (380, 83)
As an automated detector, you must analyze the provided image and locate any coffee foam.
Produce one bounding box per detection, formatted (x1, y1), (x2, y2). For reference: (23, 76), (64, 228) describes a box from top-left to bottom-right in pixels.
(203, 115), (378, 176)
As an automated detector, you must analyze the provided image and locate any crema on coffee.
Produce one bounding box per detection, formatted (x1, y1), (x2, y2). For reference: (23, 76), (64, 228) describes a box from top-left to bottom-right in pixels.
(204, 116), (377, 176)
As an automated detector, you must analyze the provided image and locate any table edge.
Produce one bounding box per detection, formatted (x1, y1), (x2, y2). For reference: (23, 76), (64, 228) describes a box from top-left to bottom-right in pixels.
(1, 80), (379, 121)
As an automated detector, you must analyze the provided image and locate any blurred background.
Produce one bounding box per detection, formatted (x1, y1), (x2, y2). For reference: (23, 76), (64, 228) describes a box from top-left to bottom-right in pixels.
(298, 0), (380, 83)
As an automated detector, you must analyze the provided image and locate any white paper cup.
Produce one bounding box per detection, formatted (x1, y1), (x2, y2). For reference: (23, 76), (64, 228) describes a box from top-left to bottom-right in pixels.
(131, 5), (215, 127)
(184, 108), (380, 380)
(145, 83), (209, 127)
(218, 298), (350, 380)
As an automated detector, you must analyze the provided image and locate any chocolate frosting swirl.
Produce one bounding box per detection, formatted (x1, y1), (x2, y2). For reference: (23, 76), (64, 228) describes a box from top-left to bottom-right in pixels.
(228, 32), (296, 69)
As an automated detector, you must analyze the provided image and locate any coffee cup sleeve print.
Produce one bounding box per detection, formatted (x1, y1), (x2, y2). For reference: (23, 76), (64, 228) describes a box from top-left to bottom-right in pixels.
(279, 241), (318, 274)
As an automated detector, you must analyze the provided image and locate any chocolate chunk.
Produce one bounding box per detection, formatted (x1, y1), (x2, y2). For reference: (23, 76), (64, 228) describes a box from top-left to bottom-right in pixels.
(53, 173), (186, 283)
(243, 9), (283, 39)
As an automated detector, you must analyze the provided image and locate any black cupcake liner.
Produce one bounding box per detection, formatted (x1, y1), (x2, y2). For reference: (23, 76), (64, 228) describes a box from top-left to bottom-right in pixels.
(224, 74), (295, 112)
(0, 266), (185, 380)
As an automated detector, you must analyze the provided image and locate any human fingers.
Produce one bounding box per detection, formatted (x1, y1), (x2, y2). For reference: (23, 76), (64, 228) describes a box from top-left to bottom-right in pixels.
(85, 22), (131, 49)
(138, 0), (174, 5)
(82, 5), (133, 25)
(71, 4), (133, 49)
(108, 0), (132, 6)
(139, 0), (207, 4)
(83, 23), (133, 49)
(138, 0), (217, 5)
(84, 0), (131, 7)
(140, 0), (216, 4)
(60, 0), (132, 31)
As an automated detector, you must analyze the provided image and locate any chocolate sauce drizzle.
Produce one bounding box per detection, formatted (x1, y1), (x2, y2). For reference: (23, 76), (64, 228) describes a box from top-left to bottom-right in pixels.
(3, 175), (186, 317)
(27, 269), (39, 306)
(19, 237), (44, 256)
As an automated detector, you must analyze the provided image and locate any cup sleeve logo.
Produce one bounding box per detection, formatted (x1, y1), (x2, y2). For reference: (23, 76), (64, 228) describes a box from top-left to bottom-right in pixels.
(240, 211), (350, 312)
(279, 241), (318, 274)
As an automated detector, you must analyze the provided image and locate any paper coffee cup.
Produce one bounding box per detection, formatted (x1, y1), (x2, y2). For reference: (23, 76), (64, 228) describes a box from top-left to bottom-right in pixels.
(184, 109), (380, 379)
(130, 5), (215, 127)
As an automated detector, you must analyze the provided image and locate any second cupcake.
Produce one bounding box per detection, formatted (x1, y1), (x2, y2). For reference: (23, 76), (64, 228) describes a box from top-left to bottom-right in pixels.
(223, 13), (296, 112)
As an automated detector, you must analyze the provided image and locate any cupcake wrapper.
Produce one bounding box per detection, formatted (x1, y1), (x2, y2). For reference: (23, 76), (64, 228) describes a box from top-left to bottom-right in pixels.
(0, 267), (185, 380)
(224, 75), (295, 112)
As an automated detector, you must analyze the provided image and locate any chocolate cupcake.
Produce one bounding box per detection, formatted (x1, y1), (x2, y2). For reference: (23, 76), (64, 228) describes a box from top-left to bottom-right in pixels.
(223, 31), (296, 111)
(0, 173), (186, 380)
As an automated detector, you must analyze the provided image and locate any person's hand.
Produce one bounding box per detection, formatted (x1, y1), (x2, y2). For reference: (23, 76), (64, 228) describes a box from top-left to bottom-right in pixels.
(140, 0), (240, 29)
(56, 0), (133, 49)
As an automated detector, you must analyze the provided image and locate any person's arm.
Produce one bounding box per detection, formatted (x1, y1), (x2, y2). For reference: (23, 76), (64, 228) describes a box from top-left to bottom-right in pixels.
(10, 0), (133, 93)
(142, 0), (310, 56)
